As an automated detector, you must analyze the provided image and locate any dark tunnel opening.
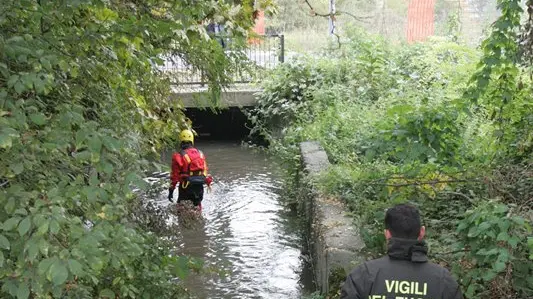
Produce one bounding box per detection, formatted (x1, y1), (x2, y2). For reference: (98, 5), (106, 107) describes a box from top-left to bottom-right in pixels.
(184, 107), (266, 145)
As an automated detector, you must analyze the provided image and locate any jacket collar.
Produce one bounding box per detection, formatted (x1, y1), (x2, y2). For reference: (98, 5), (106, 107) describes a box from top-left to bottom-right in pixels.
(387, 237), (428, 263)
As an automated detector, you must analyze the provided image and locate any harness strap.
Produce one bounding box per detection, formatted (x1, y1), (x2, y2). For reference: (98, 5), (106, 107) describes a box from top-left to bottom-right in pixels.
(181, 181), (189, 189)
(179, 150), (192, 175)
(198, 151), (207, 176)
(179, 148), (206, 182)
(189, 171), (204, 176)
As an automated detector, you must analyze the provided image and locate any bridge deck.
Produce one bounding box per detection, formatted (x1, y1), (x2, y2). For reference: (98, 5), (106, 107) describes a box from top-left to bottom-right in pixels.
(171, 84), (261, 108)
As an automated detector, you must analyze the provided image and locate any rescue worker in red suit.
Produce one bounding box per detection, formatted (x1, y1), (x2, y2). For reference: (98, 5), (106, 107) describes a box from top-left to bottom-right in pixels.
(168, 129), (213, 211)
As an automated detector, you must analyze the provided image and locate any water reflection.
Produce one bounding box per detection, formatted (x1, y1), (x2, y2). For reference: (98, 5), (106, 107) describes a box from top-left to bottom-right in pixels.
(157, 141), (313, 298)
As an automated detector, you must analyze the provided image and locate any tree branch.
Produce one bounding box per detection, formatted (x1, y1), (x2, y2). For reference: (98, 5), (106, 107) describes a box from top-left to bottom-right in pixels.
(302, 0), (370, 22)
(0, 180), (9, 188)
(434, 248), (470, 256)
(301, 0), (343, 47)
(332, 31), (341, 49)
(303, 0), (331, 17)
(337, 10), (372, 22)
(376, 179), (473, 187)
(440, 191), (474, 202)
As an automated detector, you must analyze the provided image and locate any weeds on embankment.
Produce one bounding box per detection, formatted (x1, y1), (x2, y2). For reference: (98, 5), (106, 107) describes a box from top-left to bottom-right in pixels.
(249, 4), (533, 296)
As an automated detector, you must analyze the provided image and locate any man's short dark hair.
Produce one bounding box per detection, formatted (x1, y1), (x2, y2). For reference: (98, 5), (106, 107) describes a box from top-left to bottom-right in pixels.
(385, 204), (421, 239)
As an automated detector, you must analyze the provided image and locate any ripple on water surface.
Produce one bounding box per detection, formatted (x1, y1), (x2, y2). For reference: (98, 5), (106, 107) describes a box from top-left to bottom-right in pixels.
(156, 142), (312, 299)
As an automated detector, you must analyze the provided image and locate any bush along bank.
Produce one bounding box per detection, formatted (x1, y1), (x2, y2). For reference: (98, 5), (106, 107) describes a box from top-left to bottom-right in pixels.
(248, 11), (533, 299)
(0, 1), (269, 298)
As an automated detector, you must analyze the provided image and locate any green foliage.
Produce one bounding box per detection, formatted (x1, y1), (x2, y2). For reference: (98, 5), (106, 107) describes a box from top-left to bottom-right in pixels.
(0, 0), (263, 298)
(464, 0), (533, 160)
(363, 104), (461, 165)
(301, 291), (327, 299)
(467, 0), (522, 106)
(455, 201), (533, 298)
(251, 7), (533, 295)
(248, 58), (321, 140)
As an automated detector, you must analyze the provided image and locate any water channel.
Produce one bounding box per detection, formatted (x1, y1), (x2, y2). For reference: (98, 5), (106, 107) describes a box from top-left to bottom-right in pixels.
(155, 141), (314, 299)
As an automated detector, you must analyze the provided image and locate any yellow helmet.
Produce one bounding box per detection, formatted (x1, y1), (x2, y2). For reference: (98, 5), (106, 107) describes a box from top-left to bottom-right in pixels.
(179, 129), (194, 144)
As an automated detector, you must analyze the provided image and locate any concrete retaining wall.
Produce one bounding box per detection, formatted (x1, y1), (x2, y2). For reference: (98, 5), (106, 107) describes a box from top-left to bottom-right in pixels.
(298, 141), (365, 295)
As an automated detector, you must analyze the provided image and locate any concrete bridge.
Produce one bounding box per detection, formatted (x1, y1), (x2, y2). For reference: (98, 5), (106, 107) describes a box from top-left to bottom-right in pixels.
(170, 85), (261, 108)
(164, 35), (286, 139)
(170, 85), (262, 139)
(165, 35), (284, 109)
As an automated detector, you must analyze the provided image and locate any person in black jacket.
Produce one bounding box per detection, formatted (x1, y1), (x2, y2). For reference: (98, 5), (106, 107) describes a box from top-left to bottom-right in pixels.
(340, 204), (463, 299)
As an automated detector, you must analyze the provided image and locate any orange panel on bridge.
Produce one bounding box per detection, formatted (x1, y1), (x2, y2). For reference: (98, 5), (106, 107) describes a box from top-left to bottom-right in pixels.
(406, 0), (436, 43)
(249, 10), (265, 45)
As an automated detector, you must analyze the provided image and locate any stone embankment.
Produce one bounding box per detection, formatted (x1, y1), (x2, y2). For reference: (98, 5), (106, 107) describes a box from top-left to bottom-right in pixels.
(298, 141), (365, 295)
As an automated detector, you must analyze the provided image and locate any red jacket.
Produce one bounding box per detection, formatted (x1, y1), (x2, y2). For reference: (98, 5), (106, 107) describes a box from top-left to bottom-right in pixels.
(170, 147), (212, 189)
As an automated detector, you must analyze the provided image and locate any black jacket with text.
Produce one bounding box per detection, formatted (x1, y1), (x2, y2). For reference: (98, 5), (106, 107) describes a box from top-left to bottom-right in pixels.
(340, 238), (463, 299)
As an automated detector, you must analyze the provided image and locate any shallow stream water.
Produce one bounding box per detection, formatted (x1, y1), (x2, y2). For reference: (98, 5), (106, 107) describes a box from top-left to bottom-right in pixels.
(153, 141), (313, 299)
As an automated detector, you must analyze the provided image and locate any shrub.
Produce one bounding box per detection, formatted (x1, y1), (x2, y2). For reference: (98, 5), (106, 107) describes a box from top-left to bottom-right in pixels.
(250, 17), (533, 297)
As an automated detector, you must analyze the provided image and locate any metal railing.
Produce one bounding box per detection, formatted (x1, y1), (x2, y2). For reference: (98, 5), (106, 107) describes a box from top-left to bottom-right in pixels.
(161, 34), (284, 86)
